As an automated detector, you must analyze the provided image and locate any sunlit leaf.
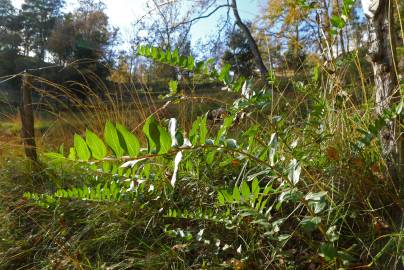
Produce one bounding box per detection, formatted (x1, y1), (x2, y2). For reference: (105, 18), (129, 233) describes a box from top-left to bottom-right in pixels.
(288, 159), (301, 185)
(331, 16), (346, 29)
(171, 151), (183, 187)
(116, 123), (140, 157)
(168, 80), (178, 94)
(74, 134), (90, 161)
(104, 121), (124, 157)
(305, 191), (327, 201)
(45, 152), (65, 160)
(168, 118), (178, 146)
(86, 130), (107, 160)
(199, 114), (208, 145)
(326, 225), (340, 242)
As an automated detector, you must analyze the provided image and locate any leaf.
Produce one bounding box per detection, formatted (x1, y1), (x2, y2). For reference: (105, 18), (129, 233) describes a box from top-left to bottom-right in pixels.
(306, 191), (328, 214)
(45, 152), (65, 160)
(143, 116), (159, 153)
(172, 48), (179, 64)
(68, 147), (76, 160)
(222, 190), (233, 203)
(215, 116), (234, 144)
(194, 61), (204, 72)
(168, 118), (178, 146)
(165, 49), (171, 62)
(179, 55), (188, 68)
(104, 121), (124, 157)
(309, 200), (327, 214)
(331, 15), (346, 29)
(252, 178), (260, 199)
(278, 234), (291, 242)
(300, 216), (321, 232)
(187, 55), (194, 70)
(189, 117), (201, 145)
(326, 225), (340, 242)
(168, 80), (178, 94)
(312, 65), (319, 82)
(396, 100), (403, 114)
(175, 131), (184, 147)
(158, 48), (165, 61)
(288, 159), (301, 185)
(241, 181), (251, 202)
(206, 150), (216, 165)
(151, 46), (158, 58)
(269, 133), (277, 166)
(85, 130), (107, 160)
(279, 188), (303, 203)
(305, 191), (328, 201)
(199, 114), (208, 145)
(116, 123), (140, 157)
(158, 125), (172, 154)
(171, 151), (183, 187)
(232, 185), (241, 202)
(143, 116), (172, 154)
(120, 158), (146, 168)
(219, 63), (231, 84)
(319, 243), (338, 261)
(241, 80), (252, 99)
(218, 192), (225, 205)
(74, 134), (90, 161)
(225, 139), (237, 149)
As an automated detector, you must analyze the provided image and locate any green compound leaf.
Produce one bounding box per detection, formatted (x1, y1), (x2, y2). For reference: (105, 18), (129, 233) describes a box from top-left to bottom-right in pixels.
(86, 130), (107, 160)
(116, 123), (140, 157)
(74, 134), (90, 161)
(143, 116), (172, 154)
(104, 121), (124, 157)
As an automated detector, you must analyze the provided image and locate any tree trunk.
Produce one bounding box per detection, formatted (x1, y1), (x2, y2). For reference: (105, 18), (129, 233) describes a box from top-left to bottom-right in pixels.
(362, 0), (402, 181)
(230, 0), (268, 84)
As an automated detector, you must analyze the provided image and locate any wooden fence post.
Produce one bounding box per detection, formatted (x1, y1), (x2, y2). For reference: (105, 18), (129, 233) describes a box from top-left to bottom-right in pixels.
(20, 72), (37, 162)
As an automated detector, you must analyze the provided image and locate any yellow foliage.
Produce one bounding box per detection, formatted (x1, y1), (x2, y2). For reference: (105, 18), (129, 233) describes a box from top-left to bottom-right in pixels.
(107, 59), (131, 84)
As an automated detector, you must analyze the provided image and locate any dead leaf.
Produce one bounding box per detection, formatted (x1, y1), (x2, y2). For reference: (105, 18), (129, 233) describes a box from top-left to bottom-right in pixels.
(171, 243), (188, 252)
(326, 146), (339, 161)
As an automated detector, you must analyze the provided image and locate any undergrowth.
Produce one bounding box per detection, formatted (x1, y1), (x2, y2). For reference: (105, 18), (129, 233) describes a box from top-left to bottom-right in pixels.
(0, 47), (403, 269)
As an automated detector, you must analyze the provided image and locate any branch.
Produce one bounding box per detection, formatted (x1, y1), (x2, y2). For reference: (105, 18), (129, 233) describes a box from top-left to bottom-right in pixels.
(170, 4), (231, 31)
(230, 0), (268, 82)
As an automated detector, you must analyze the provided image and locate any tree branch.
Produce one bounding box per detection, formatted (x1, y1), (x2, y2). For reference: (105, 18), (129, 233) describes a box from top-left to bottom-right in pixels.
(230, 0), (268, 84)
(171, 4), (231, 31)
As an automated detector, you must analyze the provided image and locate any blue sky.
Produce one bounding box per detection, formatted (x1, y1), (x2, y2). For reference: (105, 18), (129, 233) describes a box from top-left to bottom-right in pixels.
(12, 0), (265, 47)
